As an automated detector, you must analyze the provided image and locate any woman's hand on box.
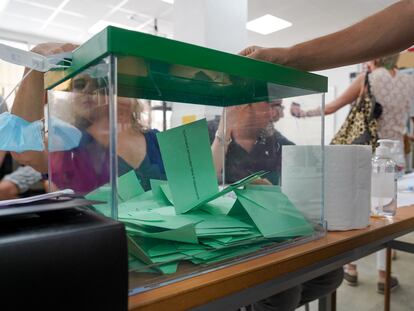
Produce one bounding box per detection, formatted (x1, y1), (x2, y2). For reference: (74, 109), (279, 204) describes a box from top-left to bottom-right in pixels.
(31, 42), (78, 56)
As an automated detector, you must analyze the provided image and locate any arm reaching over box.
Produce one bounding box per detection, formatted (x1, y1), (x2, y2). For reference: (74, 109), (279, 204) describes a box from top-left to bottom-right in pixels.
(240, 0), (414, 71)
(10, 43), (77, 172)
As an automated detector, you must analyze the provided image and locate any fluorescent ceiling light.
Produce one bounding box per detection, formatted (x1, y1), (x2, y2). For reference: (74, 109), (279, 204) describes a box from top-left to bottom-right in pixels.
(0, 0), (10, 12)
(246, 14), (292, 35)
(161, 0), (174, 4)
(88, 20), (138, 34)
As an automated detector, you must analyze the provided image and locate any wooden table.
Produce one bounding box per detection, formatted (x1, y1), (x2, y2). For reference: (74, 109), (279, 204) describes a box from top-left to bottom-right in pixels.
(128, 206), (414, 311)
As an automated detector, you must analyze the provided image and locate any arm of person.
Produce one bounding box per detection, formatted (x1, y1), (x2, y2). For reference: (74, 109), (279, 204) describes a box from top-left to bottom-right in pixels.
(241, 0), (414, 70)
(0, 151), (6, 168)
(211, 114), (233, 178)
(12, 43), (77, 121)
(291, 73), (364, 117)
(0, 179), (19, 200)
(0, 166), (43, 200)
(324, 73), (364, 115)
(10, 63), (49, 172)
(11, 43), (76, 172)
(210, 106), (243, 177)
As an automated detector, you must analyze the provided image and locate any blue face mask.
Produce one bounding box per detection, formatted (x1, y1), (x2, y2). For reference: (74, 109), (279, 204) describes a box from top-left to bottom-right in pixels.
(0, 112), (44, 152)
(48, 116), (82, 152)
(0, 112), (82, 153)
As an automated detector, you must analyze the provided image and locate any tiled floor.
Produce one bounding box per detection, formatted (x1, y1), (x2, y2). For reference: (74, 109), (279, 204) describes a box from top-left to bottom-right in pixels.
(304, 232), (414, 311)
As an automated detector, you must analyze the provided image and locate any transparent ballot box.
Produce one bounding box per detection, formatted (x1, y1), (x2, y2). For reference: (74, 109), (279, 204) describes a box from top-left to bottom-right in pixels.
(44, 27), (327, 293)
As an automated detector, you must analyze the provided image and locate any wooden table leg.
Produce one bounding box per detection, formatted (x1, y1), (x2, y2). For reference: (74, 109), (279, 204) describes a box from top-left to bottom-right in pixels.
(384, 246), (392, 311)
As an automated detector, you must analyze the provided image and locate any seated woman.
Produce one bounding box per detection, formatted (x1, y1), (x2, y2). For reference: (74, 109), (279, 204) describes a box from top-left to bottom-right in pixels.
(11, 43), (165, 194)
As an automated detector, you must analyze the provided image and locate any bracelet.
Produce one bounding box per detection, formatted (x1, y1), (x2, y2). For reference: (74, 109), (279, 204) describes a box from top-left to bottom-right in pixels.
(215, 130), (232, 145)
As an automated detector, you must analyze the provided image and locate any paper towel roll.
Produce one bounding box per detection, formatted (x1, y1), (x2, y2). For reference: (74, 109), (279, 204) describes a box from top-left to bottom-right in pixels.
(281, 145), (323, 225)
(282, 145), (372, 231)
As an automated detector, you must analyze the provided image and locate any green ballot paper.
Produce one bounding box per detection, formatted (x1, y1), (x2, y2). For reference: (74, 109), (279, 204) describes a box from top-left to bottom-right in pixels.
(157, 119), (219, 214)
(118, 170), (144, 202)
(233, 188), (314, 238)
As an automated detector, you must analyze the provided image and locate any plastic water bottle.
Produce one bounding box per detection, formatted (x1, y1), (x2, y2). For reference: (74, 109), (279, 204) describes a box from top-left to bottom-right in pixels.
(379, 139), (405, 178)
(371, 140), (397, 216)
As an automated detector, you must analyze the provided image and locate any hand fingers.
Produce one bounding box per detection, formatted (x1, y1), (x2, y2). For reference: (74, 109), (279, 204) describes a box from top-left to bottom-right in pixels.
(290, 106), (302, 118)
(49, 43), (78, 55)
(239, 45), (261, 56)
(60, 43), (78, 52)
(238, 47), (252, 56)
(32, 42), (78, 56)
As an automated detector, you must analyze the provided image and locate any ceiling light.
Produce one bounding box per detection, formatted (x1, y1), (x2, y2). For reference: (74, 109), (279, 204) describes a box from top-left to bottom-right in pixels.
(246, 14), (292, 35)
(0, 0), (10, 12)
(161, 0), (174, 4)
(88, 20), (137, 34)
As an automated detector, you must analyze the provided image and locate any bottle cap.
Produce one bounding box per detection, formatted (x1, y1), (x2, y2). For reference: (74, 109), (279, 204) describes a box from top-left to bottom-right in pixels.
(376, 141), (391, 157)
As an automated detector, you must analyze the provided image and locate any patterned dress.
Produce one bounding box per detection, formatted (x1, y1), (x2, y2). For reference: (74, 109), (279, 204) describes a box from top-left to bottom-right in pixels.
(369, 67), (414, 143)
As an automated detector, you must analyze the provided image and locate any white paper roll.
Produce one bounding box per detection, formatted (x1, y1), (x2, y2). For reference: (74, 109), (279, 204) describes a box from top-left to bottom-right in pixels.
(282, 145), (372, 231)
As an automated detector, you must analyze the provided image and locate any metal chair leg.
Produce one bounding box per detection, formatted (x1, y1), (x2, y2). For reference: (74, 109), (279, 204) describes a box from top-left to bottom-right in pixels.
(384, 246), (392, 311)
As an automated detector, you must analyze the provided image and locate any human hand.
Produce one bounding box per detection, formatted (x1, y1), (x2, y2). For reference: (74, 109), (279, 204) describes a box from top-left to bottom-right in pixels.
(0, 151), (6, 167)
(11, 151), (48, 173)
(239, 45), (263, 57)
(290, 102), (304, 118)
(0, 180), (19, 200)
(31, 42), (78, 57)
(239, 46), (289, 65)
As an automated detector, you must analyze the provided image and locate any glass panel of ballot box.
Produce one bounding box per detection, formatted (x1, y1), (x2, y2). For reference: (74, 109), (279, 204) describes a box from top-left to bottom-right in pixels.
(45, 26), (327, 293)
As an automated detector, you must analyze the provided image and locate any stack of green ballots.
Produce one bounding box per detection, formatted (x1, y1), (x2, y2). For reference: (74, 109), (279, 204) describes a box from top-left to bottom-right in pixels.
(86, 119), (314, 274)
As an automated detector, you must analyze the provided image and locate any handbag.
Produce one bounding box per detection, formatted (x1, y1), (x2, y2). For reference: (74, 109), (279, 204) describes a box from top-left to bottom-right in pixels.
(331, 72), (382, 149)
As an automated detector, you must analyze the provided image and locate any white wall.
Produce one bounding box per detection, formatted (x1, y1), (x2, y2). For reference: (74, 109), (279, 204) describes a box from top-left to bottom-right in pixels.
(315, 65), (359, 144)
(171, 0), (247, 127)
(275, 65), (359, 146)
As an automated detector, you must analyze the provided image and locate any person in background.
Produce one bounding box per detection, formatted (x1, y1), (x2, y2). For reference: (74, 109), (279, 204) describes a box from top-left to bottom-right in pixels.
(291, 54), (414, 293)
(291, 55), (414, 146)
(0, 98), (43, 200)
(9, 43), (165, 195)
(209, 100), (293, 185)
(240, 0), (414, 71)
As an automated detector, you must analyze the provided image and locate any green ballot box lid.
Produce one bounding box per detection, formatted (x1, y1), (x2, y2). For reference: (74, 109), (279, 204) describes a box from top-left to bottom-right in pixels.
(45, 26), (327, 106)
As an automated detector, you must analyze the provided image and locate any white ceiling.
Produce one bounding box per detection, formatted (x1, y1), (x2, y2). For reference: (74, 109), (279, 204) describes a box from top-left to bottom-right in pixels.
(0, 0), (400, 48)
(247, 0), (400, 47)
